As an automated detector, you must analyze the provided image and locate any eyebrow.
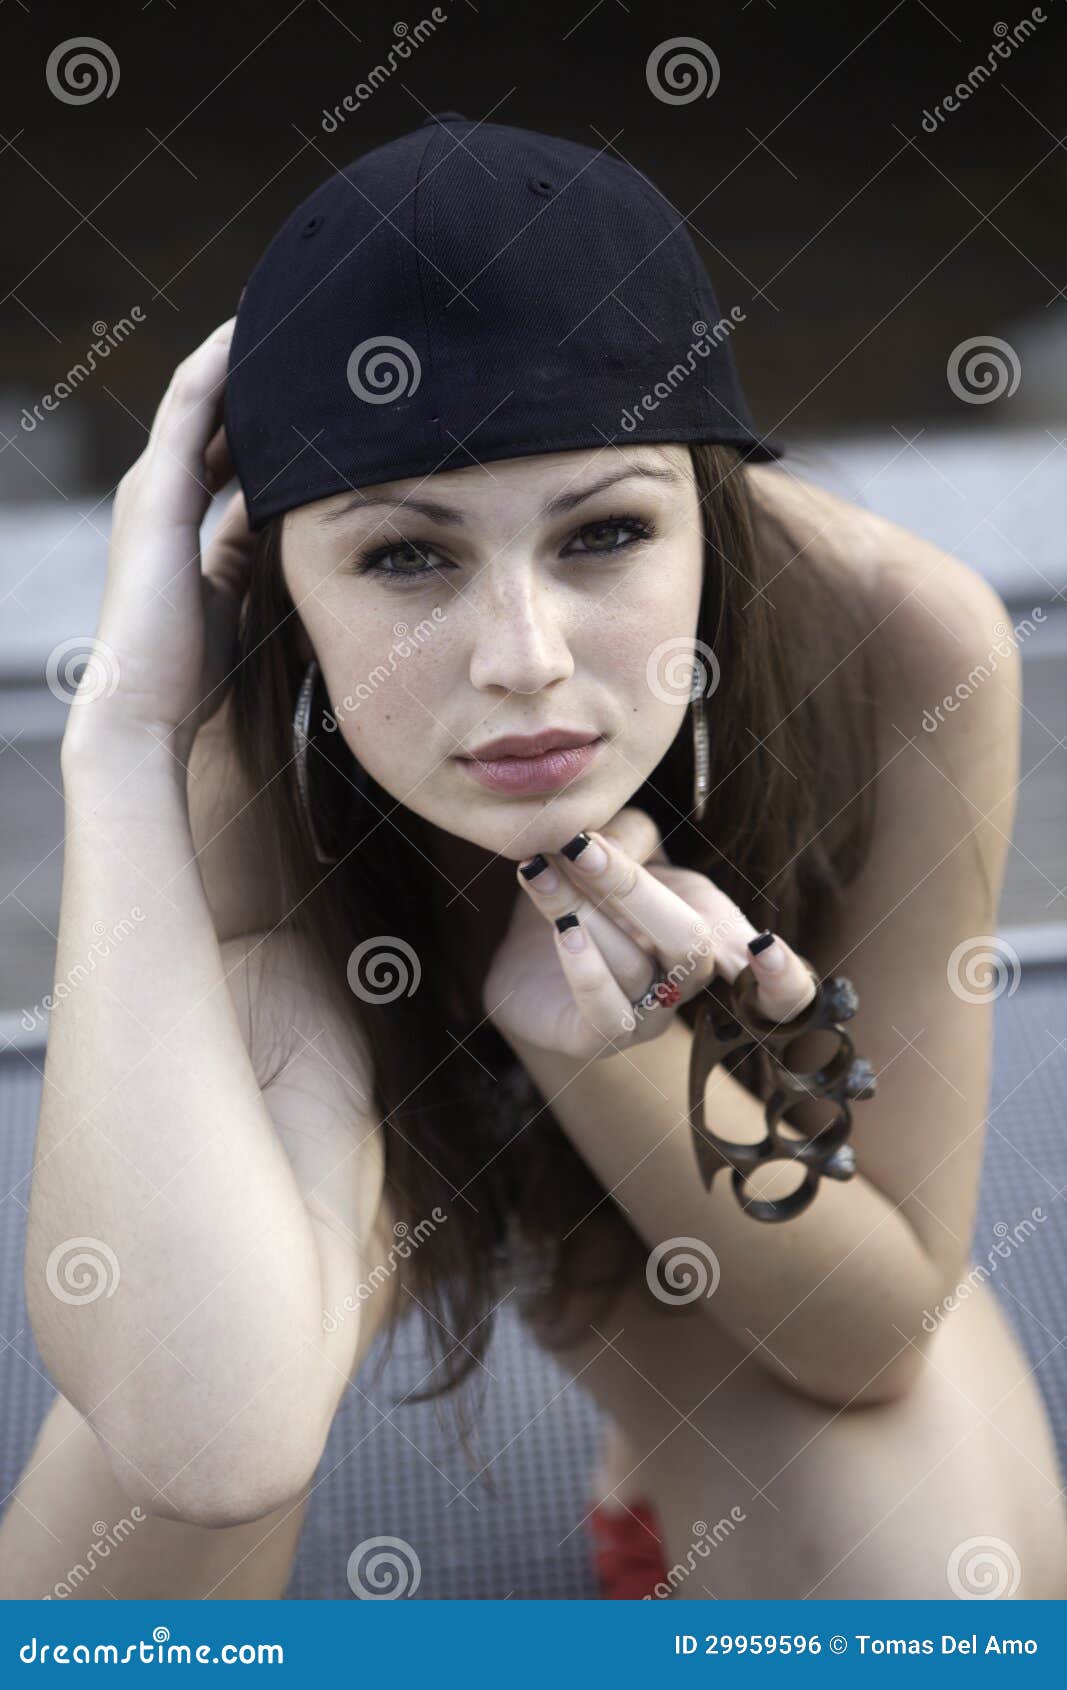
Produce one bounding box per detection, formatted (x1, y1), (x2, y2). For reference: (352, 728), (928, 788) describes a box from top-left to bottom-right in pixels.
(313, 462), (684, 528)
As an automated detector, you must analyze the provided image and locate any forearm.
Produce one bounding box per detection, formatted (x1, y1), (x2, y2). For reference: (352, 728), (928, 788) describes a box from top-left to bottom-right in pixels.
(503, 1014), (942, 1406)
(26, 723), (327, 1514)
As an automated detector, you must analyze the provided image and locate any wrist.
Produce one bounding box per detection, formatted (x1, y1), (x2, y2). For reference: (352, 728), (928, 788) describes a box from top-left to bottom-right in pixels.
(61, 709), (193, 797)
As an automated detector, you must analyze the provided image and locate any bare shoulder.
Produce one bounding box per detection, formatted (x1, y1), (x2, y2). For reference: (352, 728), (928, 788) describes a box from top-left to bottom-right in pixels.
(746, 460), (1020, 742)
(218, 924), (402, 1371)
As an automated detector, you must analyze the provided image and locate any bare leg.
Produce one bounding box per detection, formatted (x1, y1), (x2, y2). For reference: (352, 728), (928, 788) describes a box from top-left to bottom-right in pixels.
(0, 1393), (307, 1599)
(550, 1273), (1067, 1601)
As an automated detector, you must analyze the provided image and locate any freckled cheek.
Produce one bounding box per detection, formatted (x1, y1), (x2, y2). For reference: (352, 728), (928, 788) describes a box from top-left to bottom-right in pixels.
(332, 644), (458, 786)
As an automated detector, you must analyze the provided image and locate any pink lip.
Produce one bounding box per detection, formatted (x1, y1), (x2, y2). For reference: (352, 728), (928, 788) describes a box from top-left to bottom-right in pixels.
(457, 737), (604, 795)
(465, 728), (600, 760)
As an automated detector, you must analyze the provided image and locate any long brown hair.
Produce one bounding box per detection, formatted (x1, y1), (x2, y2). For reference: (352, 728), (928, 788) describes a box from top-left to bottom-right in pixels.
(229, 443), (878, 1424)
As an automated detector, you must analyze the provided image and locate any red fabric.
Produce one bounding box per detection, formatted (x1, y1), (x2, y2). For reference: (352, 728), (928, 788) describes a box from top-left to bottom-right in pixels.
(588, 1499), (670, 1599)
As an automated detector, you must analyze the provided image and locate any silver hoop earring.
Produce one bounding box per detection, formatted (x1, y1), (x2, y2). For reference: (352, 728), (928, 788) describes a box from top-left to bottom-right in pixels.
(293, 657), (341, 865)
(691, 663), (709, 822)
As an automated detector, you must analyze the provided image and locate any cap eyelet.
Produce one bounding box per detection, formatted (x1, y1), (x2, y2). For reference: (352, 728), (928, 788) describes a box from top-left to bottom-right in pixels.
(301, 214), (325, 239)
(528, 176), (555, 197)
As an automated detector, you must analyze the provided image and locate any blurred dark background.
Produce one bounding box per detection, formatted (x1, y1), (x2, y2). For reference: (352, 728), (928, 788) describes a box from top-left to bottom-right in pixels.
(1, 0), (1065, 491)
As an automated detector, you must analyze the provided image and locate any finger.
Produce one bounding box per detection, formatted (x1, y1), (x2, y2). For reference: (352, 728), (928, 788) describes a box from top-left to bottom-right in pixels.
(517, 854), (659, 1002)
(596, 805), (666, 866)
(202, 488), (256, 601)
(553, 830), (718, 992)
(204, 422), (234, 493)
(137, 318), (237, 531)
(552, 913), (650, 1048)
(745, 930), (818, 1021)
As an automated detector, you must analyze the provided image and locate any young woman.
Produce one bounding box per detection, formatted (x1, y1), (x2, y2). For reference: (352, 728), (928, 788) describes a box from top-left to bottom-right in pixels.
(4, 117), (1066, 1601)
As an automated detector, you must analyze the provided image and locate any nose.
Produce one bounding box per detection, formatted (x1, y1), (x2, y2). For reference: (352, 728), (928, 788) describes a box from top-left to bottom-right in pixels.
(466, 567), (574, 695)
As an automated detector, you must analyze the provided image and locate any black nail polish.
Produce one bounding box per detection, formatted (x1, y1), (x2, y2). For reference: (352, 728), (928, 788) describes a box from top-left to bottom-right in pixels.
(555, 912), (580, 933)
(748, 930), (776, 956)
(560, 832), (590, 860)
(519, 854), (550, 881)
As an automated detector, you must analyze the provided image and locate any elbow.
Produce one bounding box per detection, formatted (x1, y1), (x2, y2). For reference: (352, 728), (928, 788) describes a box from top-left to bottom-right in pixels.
(92, 1422), (320, 1530)
(122, 1458), (315, 1530)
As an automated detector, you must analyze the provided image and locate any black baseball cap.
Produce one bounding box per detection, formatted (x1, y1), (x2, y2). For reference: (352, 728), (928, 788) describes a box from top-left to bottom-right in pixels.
(225, 112), (784, 532)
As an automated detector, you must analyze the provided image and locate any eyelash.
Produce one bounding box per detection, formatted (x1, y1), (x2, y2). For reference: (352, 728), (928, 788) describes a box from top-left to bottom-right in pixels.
(349, 514), (657, 584)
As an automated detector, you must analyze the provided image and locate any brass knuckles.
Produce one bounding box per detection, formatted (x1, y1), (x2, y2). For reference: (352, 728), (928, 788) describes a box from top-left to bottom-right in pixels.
(687, 962), (877, 1223)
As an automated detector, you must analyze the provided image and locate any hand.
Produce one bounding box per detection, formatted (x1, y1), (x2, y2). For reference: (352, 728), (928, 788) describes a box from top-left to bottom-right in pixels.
(483, 806), (818, 1062)
(66, 317), (256, 764)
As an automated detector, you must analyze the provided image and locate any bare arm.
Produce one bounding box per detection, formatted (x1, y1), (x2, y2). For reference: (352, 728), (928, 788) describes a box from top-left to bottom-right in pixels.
(25, 321), (388, 1528)
(502, 534), (1018, 1408)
